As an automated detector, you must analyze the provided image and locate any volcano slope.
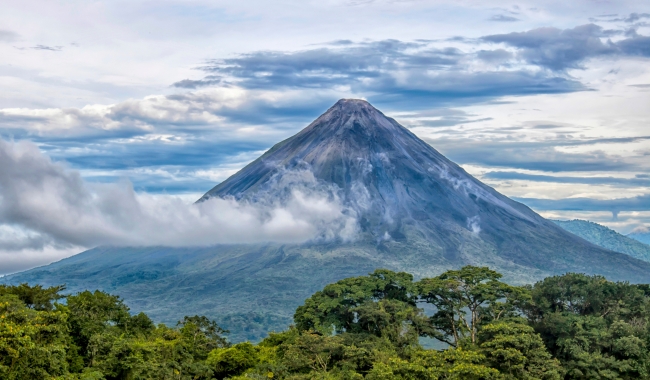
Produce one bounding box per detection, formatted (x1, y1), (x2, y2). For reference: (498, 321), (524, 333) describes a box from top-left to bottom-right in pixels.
(6, 99), (650, 341)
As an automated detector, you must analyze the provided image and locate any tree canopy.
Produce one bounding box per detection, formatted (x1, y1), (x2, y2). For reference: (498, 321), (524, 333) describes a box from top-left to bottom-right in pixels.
(3, 267), (650, 379)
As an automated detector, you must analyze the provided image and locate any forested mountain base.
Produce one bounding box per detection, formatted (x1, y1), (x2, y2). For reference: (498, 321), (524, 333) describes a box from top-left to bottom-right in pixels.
(2, 266), (650, 379)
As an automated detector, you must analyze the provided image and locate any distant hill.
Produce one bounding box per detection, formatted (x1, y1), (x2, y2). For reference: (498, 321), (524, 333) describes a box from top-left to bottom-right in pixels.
(628, 228), (650, 246)
(6, 99), (650, 342)
(553, 220), (650, 262)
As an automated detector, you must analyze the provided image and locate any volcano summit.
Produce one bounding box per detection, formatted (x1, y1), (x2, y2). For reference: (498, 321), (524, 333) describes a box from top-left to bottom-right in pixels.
(7, 99), (650, 341)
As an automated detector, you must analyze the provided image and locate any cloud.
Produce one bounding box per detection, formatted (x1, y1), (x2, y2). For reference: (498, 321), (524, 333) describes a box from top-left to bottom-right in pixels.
(172, 76), (223, 89)
(616, 29), (650, 56)
(595, 13), (650, 23)
(0, 245), (83, 276)
(516, 194), (650, 213)
(489, 15), (519, 22)
(172, 39), (586, 110)
(31, 45), (63, 51)
(0, 90), (347, 193)
(624, 13), (650, 23)
(483, 24), (650, 71)
(0, 139), (358, 256)
(482, 24), (616, 70)
(431, 137), (648, 172)
(0, 89), (335, 140)
(483, 171), (650, 186)
(0, 30), (18, 42)
(198, 40), (462, 89)
(476, 49), (514, 63)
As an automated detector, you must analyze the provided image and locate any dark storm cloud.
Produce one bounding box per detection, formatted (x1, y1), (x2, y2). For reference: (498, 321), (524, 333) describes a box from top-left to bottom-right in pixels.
(516, 194), (650, 212)
(483, 24), (650, 71)
(483, 171), (650, 187)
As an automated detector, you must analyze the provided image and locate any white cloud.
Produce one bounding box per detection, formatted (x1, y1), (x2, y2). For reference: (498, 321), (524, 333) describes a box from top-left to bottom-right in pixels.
(0, 139), (358, 274)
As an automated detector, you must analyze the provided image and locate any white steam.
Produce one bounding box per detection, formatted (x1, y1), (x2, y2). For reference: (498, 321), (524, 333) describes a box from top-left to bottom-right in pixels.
(0, 140), (358, 273)
(467, 215), (481, 235)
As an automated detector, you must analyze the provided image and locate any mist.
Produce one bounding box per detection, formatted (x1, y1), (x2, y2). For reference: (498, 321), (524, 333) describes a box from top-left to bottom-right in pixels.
(0, 139), (358, 274)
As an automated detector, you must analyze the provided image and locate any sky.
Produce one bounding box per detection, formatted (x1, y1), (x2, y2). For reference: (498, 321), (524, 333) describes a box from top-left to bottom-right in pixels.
(1, 0), (650, 274)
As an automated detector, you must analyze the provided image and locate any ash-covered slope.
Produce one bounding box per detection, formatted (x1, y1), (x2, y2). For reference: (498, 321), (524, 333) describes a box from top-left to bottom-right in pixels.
(199, 99), (646, 278)
(6, 99), (650, 342)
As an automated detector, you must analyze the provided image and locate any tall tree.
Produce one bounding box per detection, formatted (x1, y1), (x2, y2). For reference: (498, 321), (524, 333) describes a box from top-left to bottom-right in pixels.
(294, 269), (432, 348)
(417, 266), (528, 346)
(0, 283), (65, 311)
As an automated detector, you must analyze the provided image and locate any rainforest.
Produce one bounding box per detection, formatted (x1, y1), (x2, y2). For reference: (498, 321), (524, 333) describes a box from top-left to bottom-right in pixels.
(3, 266), (650, 380)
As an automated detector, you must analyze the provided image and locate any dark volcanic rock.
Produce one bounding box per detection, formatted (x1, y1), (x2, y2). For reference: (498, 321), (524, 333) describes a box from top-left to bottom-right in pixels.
(6, 99), (650, 342)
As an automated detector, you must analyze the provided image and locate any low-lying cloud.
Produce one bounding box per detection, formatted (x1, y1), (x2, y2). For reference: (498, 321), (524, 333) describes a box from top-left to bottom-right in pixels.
(0, 139), (358, 272)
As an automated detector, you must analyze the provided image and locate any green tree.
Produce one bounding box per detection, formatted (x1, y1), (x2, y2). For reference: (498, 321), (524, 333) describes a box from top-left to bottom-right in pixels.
(0, 294), (69, 379)
(0, 283), (66, 311)
(418, 266), (528, 346)
(478, 321), (562, 380)
(66, 290), (131, 363)
(177, 315), (229, 359)
(524, 273), (650, 379)
(366, 347), (500, 380)
(294, 269), (431, 349)
(208, 342), (261, 379)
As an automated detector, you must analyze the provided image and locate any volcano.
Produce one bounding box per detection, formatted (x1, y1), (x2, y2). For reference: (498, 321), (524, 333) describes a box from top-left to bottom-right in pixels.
(7, 99), (650, 341)
(198, 99), (647, 278)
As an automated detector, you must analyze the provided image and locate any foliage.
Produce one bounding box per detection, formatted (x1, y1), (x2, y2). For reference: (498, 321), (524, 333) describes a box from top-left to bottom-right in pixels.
(294, 269), (433, 351)
(0, 283), (66, 310)
(523, 273), (650, 379)
(553, 219), (650, 263)
(3, 267), (650, 379)
(0, 294), (69, 379)
(478, 321), (562, 379)
(418, 266), (528, 346)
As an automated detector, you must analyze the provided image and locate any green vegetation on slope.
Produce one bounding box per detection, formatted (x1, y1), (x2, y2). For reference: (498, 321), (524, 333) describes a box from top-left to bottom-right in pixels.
(629, 229), (650, 245)
(553, 219), (650, 262)
(3, 266), (650, 379)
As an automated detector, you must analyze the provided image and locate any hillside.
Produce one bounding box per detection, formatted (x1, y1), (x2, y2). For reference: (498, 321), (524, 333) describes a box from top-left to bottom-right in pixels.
(629, 228), (650, 245)
(553, 219), (650, 262)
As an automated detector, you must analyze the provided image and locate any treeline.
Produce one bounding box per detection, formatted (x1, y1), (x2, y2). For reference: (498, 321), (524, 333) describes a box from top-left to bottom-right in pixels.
(2, 267), (650, 379)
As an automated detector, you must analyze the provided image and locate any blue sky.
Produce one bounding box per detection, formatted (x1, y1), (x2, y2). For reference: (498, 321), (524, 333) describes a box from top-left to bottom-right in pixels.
(1, 0), (650, 273)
